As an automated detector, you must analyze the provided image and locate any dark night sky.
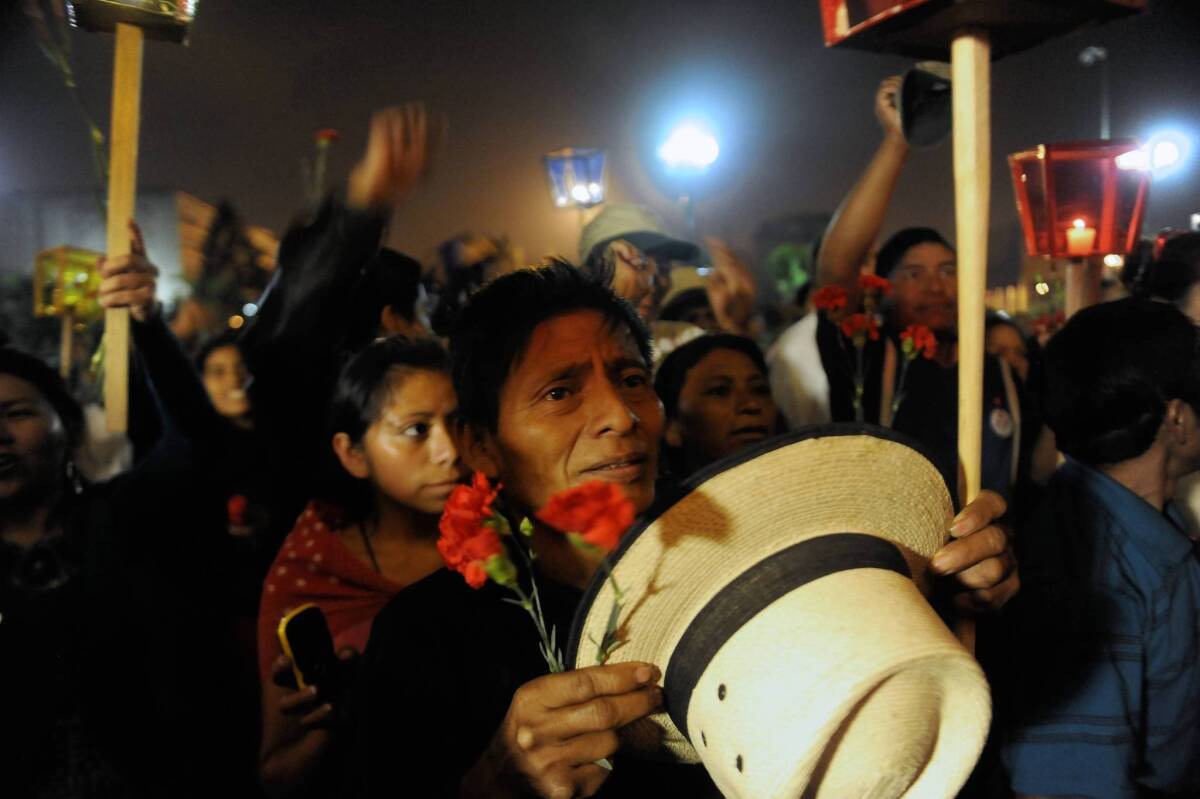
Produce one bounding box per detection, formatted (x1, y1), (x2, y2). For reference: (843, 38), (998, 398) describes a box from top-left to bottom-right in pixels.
(2, 0), (1198, 287)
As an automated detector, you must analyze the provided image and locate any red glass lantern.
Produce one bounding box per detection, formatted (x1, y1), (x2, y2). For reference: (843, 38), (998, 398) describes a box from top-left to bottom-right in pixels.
(1009, 139), (1151, 259)
(818, 0), (1146, 60)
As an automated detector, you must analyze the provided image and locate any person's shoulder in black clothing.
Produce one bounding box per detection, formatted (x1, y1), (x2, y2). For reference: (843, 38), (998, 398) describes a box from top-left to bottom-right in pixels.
(348, 569), (549, 798)
(347, 568), (721, 797)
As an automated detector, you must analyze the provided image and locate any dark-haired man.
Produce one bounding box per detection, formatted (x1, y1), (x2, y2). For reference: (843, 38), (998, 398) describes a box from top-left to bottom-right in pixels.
(999, 299), (1200, 798)
(351, 263), (1018, 798)
(769, 75), (1044, 506)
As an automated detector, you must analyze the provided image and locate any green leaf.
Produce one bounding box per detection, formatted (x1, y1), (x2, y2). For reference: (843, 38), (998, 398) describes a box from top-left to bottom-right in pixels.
(567, 532), (603, 558)
(484, 553), (519, 588)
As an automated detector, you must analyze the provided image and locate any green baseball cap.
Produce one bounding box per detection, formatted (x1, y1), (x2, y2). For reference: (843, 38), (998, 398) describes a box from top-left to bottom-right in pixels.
(578, 203), (701, 265)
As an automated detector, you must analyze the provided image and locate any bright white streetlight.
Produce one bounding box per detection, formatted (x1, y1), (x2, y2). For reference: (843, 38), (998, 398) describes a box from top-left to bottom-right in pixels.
(658, 122), (719, 169)
(1145, 129), (1191, 177)
(1114, 130), (1193, 178)
(1149, 136), (1183, 171)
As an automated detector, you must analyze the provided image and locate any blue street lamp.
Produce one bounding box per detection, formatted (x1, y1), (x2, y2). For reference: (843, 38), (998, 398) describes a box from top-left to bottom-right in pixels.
(544, 148), (607, 210)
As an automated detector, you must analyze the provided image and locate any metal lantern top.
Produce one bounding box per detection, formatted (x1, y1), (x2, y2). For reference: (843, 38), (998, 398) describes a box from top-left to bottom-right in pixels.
(67, 0), (197, 43)
(545, 148), (607, 210)
(1009, 139), (1151, 259)
(819, 0), (1146, 60)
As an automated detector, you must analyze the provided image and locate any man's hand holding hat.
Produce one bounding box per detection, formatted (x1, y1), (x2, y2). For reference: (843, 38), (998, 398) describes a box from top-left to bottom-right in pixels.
(932, 490), (1019, 612)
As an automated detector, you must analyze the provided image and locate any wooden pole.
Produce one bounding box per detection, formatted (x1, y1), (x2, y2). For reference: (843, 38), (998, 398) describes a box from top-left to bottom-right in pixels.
(952, 29), (991, 654)
(103, 23), (144, 433)
(59, 310), (74, 379)
(1065, 257), (1103, 318)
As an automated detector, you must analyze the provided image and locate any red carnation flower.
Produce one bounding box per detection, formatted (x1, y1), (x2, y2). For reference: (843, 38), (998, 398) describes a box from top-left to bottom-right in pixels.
(840, 312), (880, 343)
(900, 324), (938, 360)
(314, 128), (340, 144)
(227, 494), (249, 526)
(438, 472), (504, 589)
(812, 285), (848, 312)
(537, 481), (635, 554)
(857, 274), (893, 295)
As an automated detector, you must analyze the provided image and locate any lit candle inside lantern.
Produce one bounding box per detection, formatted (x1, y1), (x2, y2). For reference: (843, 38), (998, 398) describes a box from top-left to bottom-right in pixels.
(1066, 218), (1097, 256)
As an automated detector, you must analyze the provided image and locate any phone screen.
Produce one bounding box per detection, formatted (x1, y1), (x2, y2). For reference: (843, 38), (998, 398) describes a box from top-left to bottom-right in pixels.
(278, 604), (340, 695)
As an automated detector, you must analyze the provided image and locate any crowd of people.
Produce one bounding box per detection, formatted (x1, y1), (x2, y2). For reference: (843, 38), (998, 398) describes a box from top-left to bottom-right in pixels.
(3, 77), (1199, 799)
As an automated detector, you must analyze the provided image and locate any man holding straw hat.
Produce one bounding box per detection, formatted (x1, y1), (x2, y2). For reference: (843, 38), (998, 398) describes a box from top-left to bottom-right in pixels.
(349, 263), (1016, 798)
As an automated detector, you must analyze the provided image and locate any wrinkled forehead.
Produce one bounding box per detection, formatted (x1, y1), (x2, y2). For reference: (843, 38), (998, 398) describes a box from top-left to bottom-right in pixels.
(510, 310), (645, 381)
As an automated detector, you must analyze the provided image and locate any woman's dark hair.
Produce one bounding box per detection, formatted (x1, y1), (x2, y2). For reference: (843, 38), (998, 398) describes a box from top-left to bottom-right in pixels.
(1143, 232), (1200, 306)
(344, 248), (424, 351)
(329, 335), (450, 445)
(1044, 298), (1200, 466)
(194, 329), (242, 372)
(874, 227), (954, 279)
(449, 261), (652, 432)
(654, 334), (770, 420)
(0, 347), (85, 453)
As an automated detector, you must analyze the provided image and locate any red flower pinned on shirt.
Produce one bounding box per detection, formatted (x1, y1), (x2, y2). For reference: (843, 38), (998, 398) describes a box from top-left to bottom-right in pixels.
(537, 482), (636, 554)
(857, 274), (893, 296)
(840, 312), (880, 343)
(438, 472), (508, 589)
(900, 324), (938, 360)
(227, 494), (249, 526)
(812, 285), (848, 312)
(314, 128), (340, 145)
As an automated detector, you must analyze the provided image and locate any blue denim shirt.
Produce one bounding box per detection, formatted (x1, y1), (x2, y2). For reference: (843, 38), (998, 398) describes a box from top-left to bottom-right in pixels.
(1000, 459), (1200, 798)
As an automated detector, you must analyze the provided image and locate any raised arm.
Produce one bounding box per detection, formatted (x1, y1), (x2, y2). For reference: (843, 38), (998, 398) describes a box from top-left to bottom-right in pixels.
(815, 76), (910, 297)
(242, 103), (441, 376)
(240, 104), (442, 537)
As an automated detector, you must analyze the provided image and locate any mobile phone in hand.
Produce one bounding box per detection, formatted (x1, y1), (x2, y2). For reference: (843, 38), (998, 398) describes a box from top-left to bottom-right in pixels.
(277, 603), (341, 697)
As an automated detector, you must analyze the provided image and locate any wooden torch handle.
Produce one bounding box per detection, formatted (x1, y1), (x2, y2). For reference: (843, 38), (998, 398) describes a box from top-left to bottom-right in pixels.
(104, 22), (145, 434)
(952, 29), (992, 655)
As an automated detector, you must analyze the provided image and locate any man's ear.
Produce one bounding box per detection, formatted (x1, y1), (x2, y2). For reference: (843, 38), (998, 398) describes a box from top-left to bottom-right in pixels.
(457, 420), (502, 477)
(1166, 398), (1199, 446)
(664, 417), (684, 449)
(332, 432), (370, 479)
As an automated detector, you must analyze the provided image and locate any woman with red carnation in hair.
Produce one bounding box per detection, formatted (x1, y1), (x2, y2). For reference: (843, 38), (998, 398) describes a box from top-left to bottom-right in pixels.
(256, 335), (465, 798)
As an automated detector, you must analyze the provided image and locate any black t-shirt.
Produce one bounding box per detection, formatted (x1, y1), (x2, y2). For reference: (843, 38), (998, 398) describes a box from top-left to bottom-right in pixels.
(347, 568), (720, 798)
(815, 314), (1032, 505)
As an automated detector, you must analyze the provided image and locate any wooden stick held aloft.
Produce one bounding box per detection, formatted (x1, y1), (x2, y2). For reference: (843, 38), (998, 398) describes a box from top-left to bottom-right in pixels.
(103, 22), (144, 433)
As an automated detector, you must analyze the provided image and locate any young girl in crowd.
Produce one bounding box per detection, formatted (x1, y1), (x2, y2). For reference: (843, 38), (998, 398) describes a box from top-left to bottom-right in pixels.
(654, 334), (782, 481)
(256, 335), (465, 797)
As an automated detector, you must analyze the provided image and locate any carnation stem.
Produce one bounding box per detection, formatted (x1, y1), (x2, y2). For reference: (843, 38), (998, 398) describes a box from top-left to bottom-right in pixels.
(508, 531), (563, 673)
(890, 355), (912, 421)
(853, 343), (865, 423)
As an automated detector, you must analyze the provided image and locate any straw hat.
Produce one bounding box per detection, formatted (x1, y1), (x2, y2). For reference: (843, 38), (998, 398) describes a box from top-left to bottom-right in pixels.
(567, 425), (990, 799)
